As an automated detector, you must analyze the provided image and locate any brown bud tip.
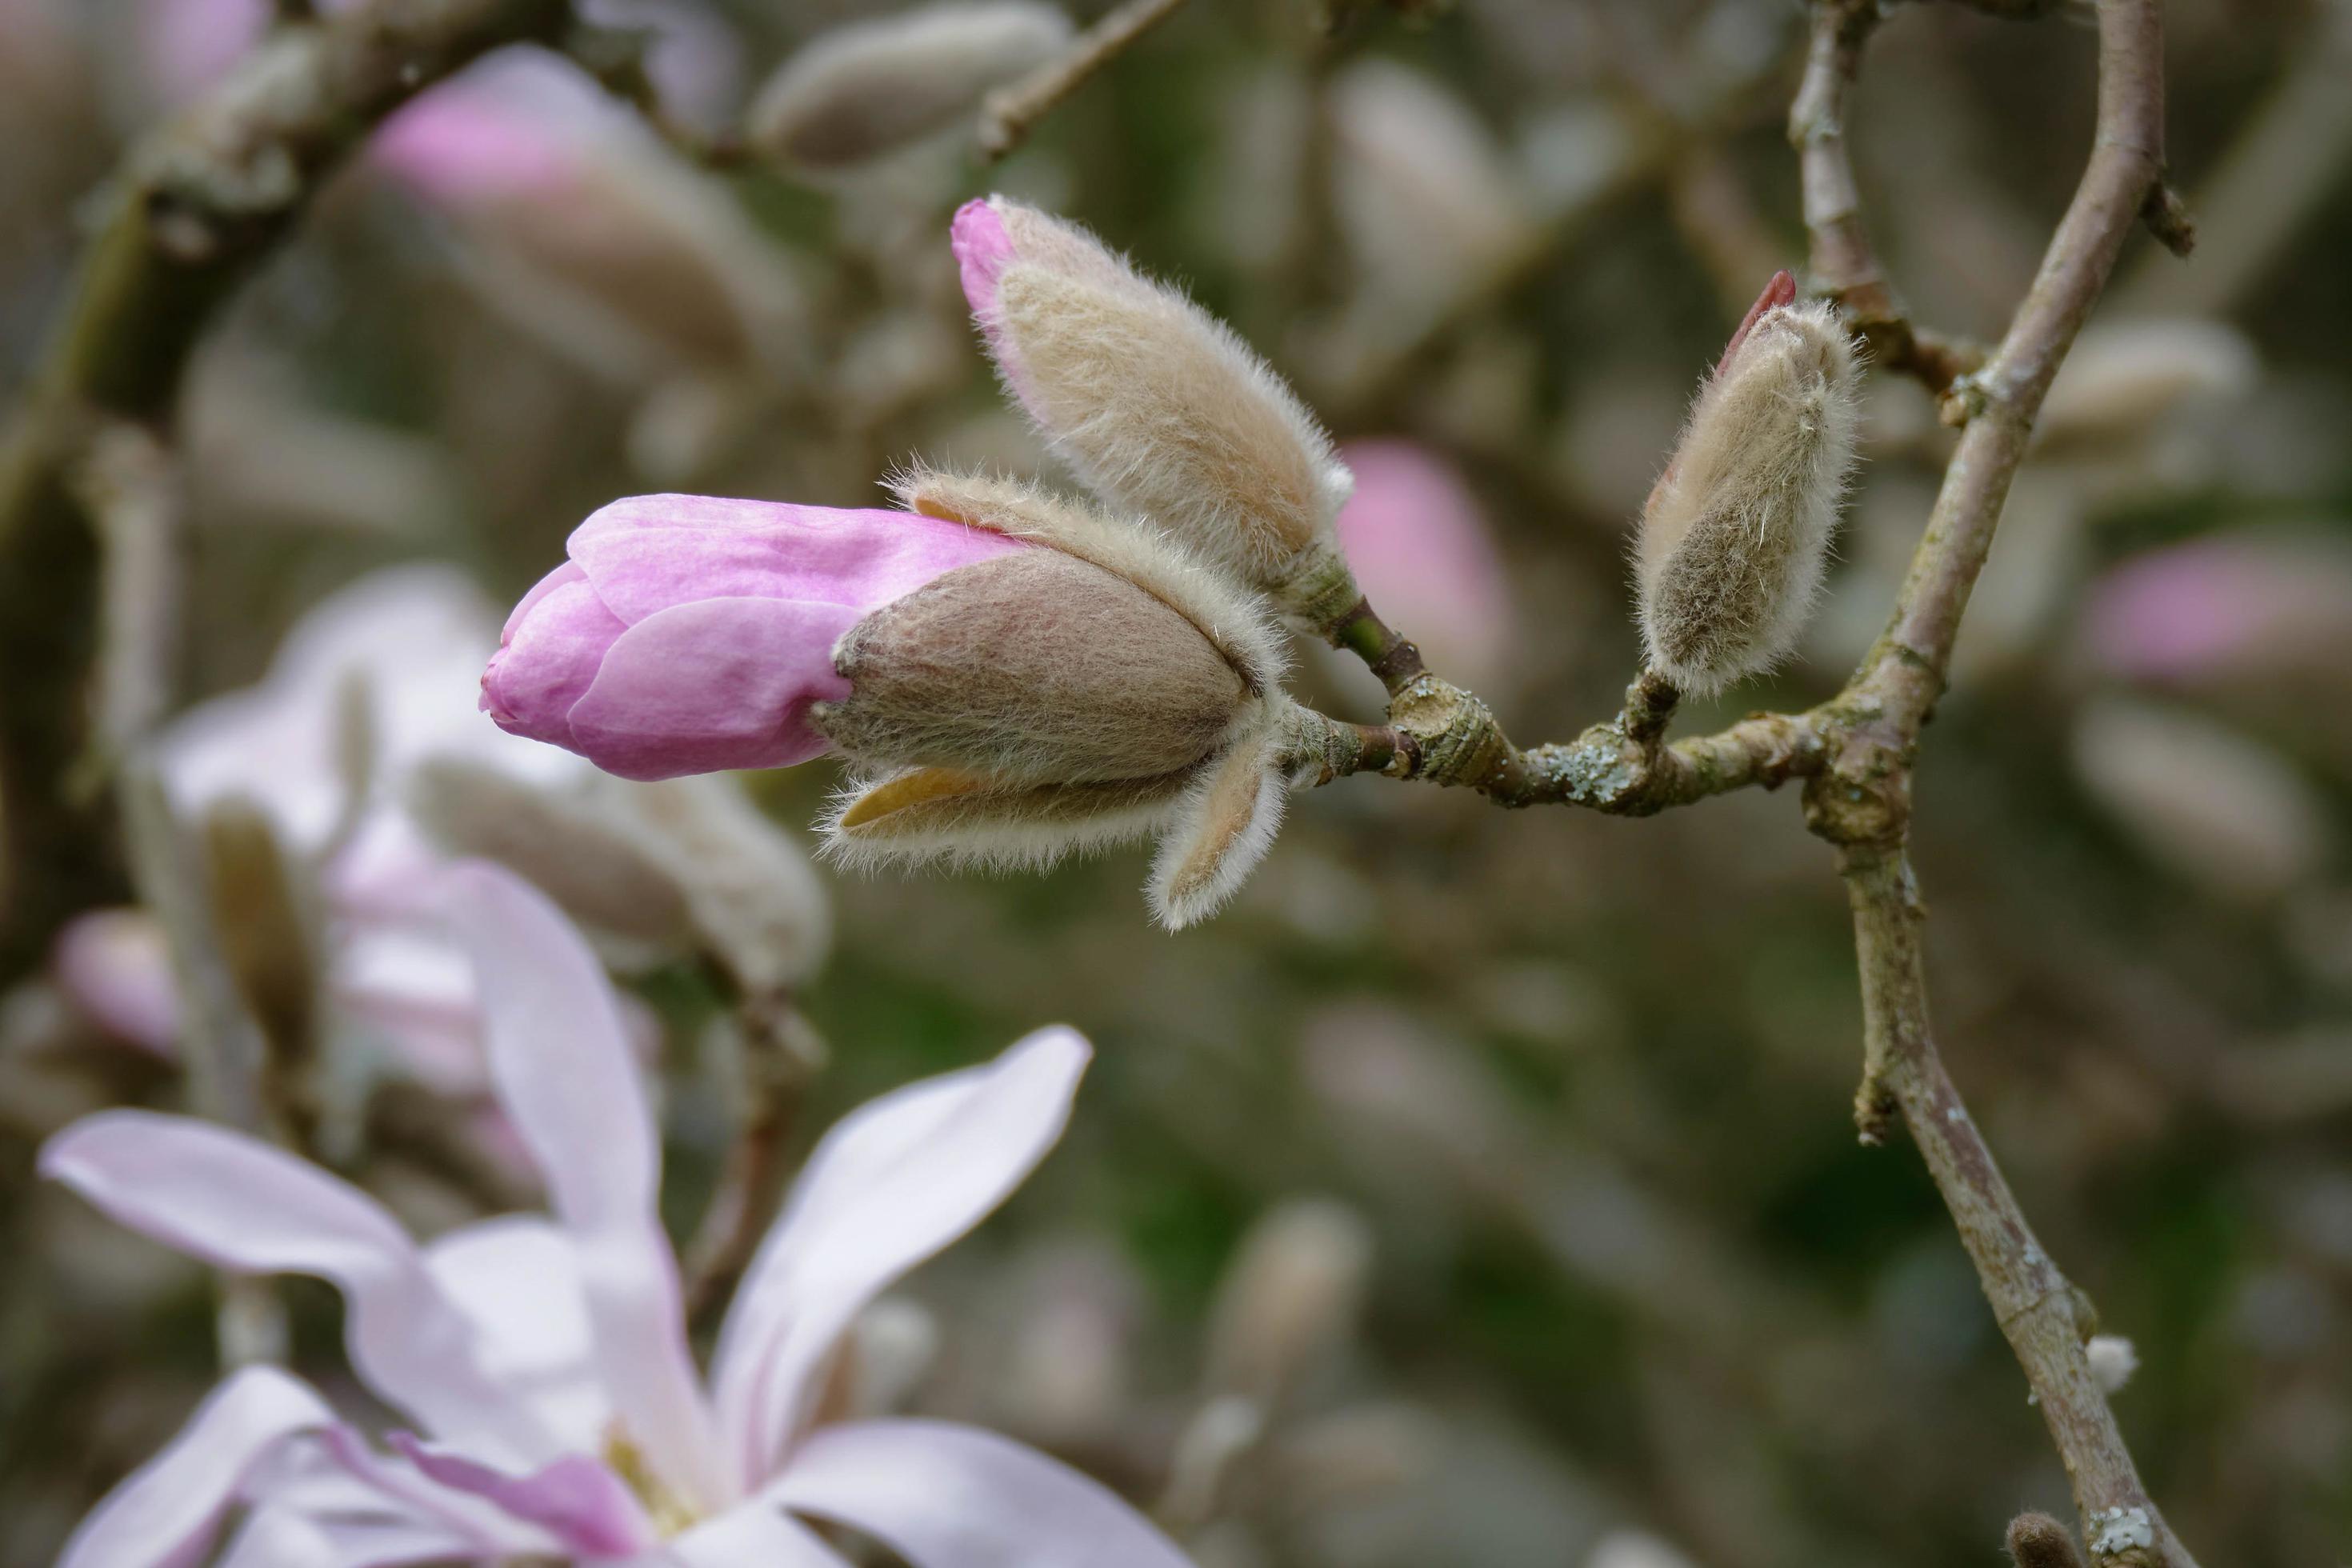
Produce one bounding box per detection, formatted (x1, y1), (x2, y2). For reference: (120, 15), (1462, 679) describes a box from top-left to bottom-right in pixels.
(1715, 270), (1799, 378)
(2006, 1512), (2086, 1568)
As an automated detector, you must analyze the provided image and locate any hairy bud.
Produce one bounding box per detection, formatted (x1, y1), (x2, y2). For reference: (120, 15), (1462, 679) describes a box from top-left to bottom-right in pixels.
(951, 196), (1362, 625)
(1636, 271), (1860, 694)
(2085, 1333), (2139, 1394)
(489, 473), (1307, 928)
(747, 3), (1072, 173)
(822, 471), (1302, 929)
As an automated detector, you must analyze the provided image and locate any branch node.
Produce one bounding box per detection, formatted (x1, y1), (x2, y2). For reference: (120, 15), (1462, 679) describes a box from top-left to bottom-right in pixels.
(2139, 181), (2196, 257)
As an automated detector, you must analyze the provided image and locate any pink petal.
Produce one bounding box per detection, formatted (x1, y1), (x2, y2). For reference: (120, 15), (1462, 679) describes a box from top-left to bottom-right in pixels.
(214, 1508), (482, 1568)
(51, 909), (181, 1056)
(482, 574), (626, 743)
(425, 1217), (609, 1449)
(564, 596), (861, 781)
(1332, 439), (1515, 692)
(442, 864), (728, 1510)
(712, 1028), (1089, 1481)
(39, 1113), (545, 1460)
(773, 1419), (1192, 1568)
(569, 495), (1026, 625)
(56, 1366), (333, 1568)
(951, 198), (1016, 319)
(388, 1436), (656, 1557)
(670, 1504), (856, 1567)
(1714, 269), (1798, 378)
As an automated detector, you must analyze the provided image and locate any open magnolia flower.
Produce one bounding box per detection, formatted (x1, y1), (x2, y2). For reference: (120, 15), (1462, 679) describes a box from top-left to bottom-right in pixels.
(45, 863), (1192, 1567)
(486, 470), (1312, 928)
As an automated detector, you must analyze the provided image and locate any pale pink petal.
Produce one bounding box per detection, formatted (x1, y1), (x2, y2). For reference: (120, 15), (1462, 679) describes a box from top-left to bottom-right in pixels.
(670, 1504), (854, 1567)
(442, 863), (728, 1509)
(56, 1366), (332, 1568)
(51, 909), (180, 1055)
(425, 1216), (609, 1448)
(388, 1436), (656, 1557)
(1332, 439), (1515, 694)
(713, 1028), (1089, 1480)
(214, 1508), (481, 1568)
(570, 497), (1022, 625)
(562, 596), (861, 780)
(773, 1419), (1193, 1568)
(40, 1113), (546, 1459)
(481, 575), (626, 738)
(951, 199), (1016, 320)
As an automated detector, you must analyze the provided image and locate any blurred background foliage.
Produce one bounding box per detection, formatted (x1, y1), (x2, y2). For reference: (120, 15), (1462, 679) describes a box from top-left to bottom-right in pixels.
(2, 0), (2350, 1564)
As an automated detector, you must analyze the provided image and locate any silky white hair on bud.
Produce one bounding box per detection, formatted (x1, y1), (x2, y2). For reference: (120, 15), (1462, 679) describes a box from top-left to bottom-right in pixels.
(975, 200), (1358, 606)
(2086, 1334), (2140, 1394)
(1637, 285), (1861, 694)
(746, 3), (1072, 173)
(1149, 717), (1290, 930)
(890, 465), (1288, 695)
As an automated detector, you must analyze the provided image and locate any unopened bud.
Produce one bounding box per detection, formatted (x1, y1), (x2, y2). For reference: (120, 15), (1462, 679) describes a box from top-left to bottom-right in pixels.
(748, 3), (1072, 173)
(1636, 271), (1860, 694)
(2035, 318), (2255, 451)
(951, 196), (1360, 623)
(1205, 1196), (1374, 1406)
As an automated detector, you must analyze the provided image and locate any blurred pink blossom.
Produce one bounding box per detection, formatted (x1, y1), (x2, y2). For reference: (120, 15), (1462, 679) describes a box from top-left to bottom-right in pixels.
(2078, 530), (2352, 686)
(44, 864), (1188, 1568)
(53, 565), (598, 1103)
(1332, 439), (1517, 693)
(484, 495), (1025, 781)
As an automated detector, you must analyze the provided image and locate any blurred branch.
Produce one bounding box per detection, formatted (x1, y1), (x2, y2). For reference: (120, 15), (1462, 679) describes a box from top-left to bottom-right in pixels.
(1787, 0), (1983, 396)
(976, 0), (1193, 161)
(683, 1000), (823, 1333)
(0, 0), (576, 981)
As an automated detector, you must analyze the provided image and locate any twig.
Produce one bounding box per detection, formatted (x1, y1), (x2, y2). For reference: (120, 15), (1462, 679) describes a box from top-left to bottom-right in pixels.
(682, 999), (823, 1332)
(976, 0), (1193, 161)
(0, 0), (575, 981)
(1787, 0), (1985, 395)
(1306, 0), (2196, 1556)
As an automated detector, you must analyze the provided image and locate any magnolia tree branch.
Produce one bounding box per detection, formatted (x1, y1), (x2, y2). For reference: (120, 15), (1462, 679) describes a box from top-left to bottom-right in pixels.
(1787, 0), (1983, 395)
(0, 0), (575, 981)
(976, 0), (1193, 160)
(1306, 0), (2193, 1558)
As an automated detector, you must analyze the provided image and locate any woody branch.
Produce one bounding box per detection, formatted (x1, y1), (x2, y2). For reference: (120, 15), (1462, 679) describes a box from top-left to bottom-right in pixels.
(1294, 0), (2196, 1560)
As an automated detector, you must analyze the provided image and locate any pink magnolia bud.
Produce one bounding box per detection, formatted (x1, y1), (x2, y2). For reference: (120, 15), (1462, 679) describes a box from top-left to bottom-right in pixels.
(496, 470), (1309, 927)
(951, 196), (1360, 624)
(481, 495), (1026, 782)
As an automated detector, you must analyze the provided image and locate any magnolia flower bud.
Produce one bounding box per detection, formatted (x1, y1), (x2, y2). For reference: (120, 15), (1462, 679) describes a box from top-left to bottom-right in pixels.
(747, 3), (1072, 173)
(952, 196), (1361, 624)
(1636, 271), (1860, 694)
(488, 474), (1304, 927)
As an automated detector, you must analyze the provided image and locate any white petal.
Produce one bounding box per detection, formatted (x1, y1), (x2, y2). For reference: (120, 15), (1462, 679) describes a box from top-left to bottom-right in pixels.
(214, 1507), (481, 1568)
(444, 862), (726, 1507)
(713, 1027), (1089, 1480)
(774, 1419), (1192, 1568)
(669, 1503), (855, 1567)
(56, 1366), (332, 1568)
(41, 1112), (546, 1459)
(425, 1216), (610, 1448)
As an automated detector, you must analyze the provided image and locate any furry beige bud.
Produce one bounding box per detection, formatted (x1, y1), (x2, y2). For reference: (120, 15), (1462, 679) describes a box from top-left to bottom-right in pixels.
(1636, 273), (1860, 694)
(821, 470), (1302, 928)
(954, 198), (1361, 623)
(747, 3), (1072, 173)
